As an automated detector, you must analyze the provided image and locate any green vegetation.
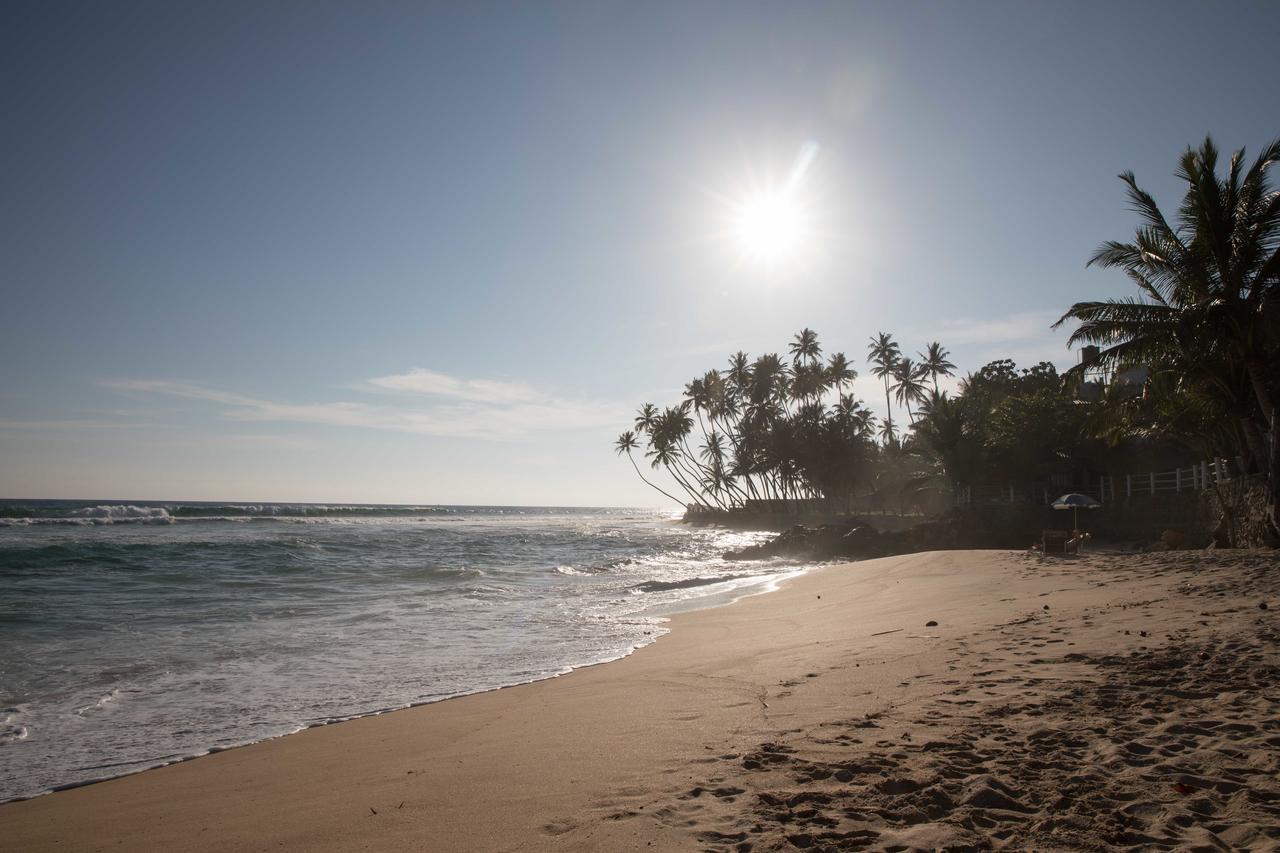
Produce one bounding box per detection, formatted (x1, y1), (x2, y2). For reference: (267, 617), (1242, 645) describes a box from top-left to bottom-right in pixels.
(1057, 136), (1279, 538)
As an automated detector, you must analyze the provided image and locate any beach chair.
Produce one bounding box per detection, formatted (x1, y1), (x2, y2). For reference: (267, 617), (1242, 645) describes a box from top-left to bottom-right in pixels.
(1041, 529), (1070, 554)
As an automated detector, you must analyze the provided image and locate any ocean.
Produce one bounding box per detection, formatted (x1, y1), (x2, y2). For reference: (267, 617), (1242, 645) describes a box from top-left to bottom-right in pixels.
(0, 501), (808, 802)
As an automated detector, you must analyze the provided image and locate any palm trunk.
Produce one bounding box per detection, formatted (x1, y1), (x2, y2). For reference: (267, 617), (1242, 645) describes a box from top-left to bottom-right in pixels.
(677, 438), (728, 509)
(627, 452), (685, 505)
(719, 417), (763, 505)
(666, 461), (715, 511)
(1240, 418), (1268, 475)
(1244, 360), (1276, 430)
(883, 378), (892, 441)
(1270, 406), (1280, 540)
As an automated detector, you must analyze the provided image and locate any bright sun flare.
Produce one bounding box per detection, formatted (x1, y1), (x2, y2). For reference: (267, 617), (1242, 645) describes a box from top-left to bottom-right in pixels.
(732, 190), (805, 265)
(722, 141), (820, 271)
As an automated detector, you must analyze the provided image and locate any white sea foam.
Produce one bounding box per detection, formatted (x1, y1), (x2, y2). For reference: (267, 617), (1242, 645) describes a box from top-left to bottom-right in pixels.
(0, 505), (806, 802)
(0, 709), (29, 745)
(68, 505), (174, 524)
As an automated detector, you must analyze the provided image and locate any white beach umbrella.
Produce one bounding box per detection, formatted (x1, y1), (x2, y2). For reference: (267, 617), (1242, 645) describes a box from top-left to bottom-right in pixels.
(1051, 493), (1101, 532)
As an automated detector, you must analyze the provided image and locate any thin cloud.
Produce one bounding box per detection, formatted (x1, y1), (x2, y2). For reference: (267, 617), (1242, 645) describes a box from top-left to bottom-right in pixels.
(366, 368), (543, 404)
(104, 373), (627, 442)
(0, 418), (164, 430)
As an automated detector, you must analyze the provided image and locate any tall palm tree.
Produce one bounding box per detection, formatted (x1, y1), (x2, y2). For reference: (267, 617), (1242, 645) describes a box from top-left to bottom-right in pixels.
(749, 353), (791, 410)
(726, 351), (753, 400)
(919, 342), (957, 393)
(892, 357), (930, 423)
(867, 332), (901, 441)
(826, 352), (856, 395)
(615, 431), (684, 505)
(789, 328), (822, 367)
(1055, 135), (1280, 534)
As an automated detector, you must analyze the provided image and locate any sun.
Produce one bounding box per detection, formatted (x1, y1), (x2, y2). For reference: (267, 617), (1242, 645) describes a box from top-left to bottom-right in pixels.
(716, 140), (821, 273)
(732, 190), (806, 266)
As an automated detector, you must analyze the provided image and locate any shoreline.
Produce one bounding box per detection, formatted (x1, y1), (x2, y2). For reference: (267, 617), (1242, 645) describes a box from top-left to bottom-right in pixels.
(3, 548), (1277, 850)
(0, 561), (811, 806)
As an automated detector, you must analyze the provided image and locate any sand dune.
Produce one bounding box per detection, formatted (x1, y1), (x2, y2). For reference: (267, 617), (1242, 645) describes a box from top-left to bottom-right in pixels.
(1, 549), (1276, 851)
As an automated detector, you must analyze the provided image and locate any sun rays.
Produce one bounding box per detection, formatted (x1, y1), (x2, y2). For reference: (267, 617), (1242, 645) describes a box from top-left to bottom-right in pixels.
(684, 139), (832, 279)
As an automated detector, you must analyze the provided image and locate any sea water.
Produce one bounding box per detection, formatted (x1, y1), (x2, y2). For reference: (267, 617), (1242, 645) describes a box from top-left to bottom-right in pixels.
(0, 501), (807, 801)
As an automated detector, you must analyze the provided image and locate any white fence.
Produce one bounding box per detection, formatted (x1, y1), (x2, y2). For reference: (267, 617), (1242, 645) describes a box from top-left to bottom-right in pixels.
(960, 459), (1235, 506)
(1105, 459), (1235, 500)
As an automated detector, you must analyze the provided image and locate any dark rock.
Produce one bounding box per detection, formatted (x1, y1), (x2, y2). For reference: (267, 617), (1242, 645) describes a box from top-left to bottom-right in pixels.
(925, 620), (938, 627)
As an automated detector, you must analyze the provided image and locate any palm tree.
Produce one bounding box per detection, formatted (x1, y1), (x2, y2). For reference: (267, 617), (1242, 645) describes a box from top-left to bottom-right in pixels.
(647, 406), (720, 510)
(726, 351), (753, 399)
(789, 328), (822, 367)
(634, 403), (659, 435)
(878, 416), (899, 448)
(748, 353), (790, 410)
(826, 352), (856, 395)
(892, 357), (930, 423)
(867, 332), (901, 441)
(615, 431), (684, 505)
(1055, 136), (1280, 531)
(617, 335), (893, 516)
(918, 342), (957, 393)
(911, 391), (980, 495)
(790, 361), (827, 402)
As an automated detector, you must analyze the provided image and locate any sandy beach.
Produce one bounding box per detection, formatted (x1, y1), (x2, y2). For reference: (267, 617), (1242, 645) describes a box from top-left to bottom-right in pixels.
(2, 548), (1278, 851)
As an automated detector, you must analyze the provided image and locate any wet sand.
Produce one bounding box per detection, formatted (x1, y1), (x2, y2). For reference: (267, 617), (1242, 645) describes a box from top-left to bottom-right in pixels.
(2, 549), (1277, 851)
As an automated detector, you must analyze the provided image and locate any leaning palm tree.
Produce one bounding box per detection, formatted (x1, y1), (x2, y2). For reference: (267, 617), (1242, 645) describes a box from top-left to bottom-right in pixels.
(918, 342), (957, 393)
(614, 431), (684, 505)
(867, 332), (901, 442)
(892, 357), (931, 423)
(1055, 135), (1280, 535)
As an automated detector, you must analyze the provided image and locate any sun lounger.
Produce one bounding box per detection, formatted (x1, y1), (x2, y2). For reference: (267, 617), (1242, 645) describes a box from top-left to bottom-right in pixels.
(1042, 529), (1071, 554)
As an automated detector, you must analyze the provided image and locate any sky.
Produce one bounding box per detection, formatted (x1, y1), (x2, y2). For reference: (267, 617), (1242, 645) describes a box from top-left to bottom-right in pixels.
(2, 1), (1278, 506)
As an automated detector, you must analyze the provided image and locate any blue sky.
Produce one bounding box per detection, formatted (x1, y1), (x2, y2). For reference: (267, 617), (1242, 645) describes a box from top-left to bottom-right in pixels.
(2, 1), (1277, 505)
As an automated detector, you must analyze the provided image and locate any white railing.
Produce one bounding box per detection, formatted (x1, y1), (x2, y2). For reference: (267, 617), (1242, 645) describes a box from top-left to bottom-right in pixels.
(959, 459), (1235, 506)
(1106, 458), (1235, 499)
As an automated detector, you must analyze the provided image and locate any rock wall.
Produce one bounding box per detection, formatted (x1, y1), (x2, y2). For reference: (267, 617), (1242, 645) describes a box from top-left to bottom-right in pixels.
(1202, 477), (1278, 548)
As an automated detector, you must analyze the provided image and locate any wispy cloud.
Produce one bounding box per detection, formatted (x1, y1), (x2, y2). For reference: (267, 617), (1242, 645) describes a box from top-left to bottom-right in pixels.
(104, 371), (627, 442)
(0, 418), (162, 431)
(366, 368), (542, 404)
